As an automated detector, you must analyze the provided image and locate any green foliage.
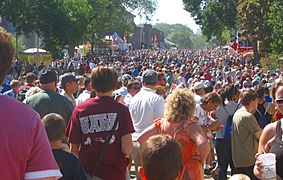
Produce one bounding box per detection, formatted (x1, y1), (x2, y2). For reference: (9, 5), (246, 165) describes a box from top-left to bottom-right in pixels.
(267, 0), (283, 57)
(237, 0), (266, 42)
(183, 0), (237, 43)
(122, 0), (157, 20)
(260, 57), (281, 72)
(237, 0), (273, 62)
(171, 31), (193, 49)
(153, 23), (206, 49)
(12, 35), (26, 52)
(0, 0), (157, 57)
(86, 0), (131, 41)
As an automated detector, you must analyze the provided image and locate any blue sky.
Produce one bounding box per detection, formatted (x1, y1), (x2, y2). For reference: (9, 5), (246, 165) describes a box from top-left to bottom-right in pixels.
(134, 0), (200, 33)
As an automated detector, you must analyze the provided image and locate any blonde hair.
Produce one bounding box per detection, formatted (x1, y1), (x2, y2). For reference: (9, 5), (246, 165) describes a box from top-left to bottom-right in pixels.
(164, 89), (195, 122)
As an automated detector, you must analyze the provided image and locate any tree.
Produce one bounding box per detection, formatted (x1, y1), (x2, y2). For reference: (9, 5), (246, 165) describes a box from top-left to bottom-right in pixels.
(0, 0), (36, 33)
(237, 0), (273, 63)
(122, 0), (157, 20)
(171, 31), (193, 49)
(1, 0), (157, 58)
(153, 23), (206, 49)
(33, 0), (92, 57)
(1, 0), (92, 58)
(85, 0), (133, 56)
(267, 0), (283, 58)
(182, 0), (237, 43)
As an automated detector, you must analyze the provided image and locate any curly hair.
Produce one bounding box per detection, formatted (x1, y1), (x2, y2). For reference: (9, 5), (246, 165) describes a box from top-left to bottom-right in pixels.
(164, 89), (196, 122)
(0, 28), (14, 85)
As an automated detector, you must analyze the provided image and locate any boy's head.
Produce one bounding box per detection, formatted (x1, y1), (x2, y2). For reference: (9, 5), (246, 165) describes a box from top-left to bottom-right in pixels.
(0, 28), (14, 85)
(42, 113), (66, 142)
(139, 134), (184, 180)
(90, 66), (118, 93)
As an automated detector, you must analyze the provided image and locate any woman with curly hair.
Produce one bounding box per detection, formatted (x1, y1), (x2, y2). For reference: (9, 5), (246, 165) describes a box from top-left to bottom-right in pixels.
(138, 89), (210, 180)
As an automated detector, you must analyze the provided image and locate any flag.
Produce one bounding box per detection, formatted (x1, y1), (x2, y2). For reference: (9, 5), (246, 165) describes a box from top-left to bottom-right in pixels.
(113, 38), (119, 44)
(112, 32), (129, 51)
(154, 34), (158, 43)
(242, 51), (247, 58)
(123, 35), (127, 43)
(232, 41), (238, 51)
(232, 34), (238, 51)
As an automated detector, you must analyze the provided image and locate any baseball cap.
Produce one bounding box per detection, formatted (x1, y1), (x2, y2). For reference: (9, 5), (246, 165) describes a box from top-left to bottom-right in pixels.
(39, 68), (57, 84)
(122, 74), (132, 81)
(142, 70), (158, 84)
(61, 73), (80, 89)
(193, 82), (205, 90)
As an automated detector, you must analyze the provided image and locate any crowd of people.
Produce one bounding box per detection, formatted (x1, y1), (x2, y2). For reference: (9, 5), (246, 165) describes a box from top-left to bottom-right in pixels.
(1, 26), (283, 180)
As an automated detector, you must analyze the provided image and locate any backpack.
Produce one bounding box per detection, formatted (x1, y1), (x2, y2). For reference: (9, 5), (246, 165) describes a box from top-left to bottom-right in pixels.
(256, 103), (270, 129)
(223, 104), (240, 139)
(17, 86), (29, 102)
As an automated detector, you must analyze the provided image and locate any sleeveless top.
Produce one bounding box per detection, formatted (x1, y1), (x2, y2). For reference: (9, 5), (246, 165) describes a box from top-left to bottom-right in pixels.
(269, 120), (283, 179)
(154, 119), (204, 180)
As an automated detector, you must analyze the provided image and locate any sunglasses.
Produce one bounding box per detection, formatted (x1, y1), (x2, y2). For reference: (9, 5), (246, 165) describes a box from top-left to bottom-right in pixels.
(275, 99), (283, 104)
(132, 86), (140, 90)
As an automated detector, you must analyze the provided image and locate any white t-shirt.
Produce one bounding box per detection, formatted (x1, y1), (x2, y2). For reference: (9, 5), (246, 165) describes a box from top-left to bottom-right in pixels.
(194, 104), (207, 126)
(76, 90), (91, 105)
(129, 87), (165, 141)
(124, 93), (133, 107)
(194, 94), (204, 105)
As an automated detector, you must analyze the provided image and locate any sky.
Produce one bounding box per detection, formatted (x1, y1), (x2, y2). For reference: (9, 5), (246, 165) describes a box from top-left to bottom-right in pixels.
(134, 0), (200, 34)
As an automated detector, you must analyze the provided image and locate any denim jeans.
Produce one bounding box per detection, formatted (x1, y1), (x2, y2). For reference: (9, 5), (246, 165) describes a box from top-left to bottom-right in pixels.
(215, 138), (235, 180)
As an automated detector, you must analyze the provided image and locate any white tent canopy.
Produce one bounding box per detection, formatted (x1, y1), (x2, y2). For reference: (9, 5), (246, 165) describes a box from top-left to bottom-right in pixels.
(221, 45), (232, 50)
(23, 48), (47, 54)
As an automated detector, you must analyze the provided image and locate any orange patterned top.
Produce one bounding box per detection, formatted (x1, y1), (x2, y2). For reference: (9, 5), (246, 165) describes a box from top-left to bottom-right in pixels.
(154, 118), (204, 180)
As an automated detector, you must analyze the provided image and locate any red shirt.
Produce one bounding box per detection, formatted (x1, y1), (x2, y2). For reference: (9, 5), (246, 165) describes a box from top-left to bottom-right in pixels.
(66, 96), (135, 180)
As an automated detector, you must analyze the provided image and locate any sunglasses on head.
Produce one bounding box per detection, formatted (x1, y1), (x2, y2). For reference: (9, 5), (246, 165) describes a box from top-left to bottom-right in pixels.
(275, 99), (283, 104)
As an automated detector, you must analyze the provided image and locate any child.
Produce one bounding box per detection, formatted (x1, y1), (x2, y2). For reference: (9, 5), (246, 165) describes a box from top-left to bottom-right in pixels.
(139, 134), (184, 180)
(42, 113), (87, 180)
(229, 174), (251, 180)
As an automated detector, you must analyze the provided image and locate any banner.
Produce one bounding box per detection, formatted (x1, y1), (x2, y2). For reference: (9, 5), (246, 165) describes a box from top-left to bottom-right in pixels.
(112, 32), (129, 51)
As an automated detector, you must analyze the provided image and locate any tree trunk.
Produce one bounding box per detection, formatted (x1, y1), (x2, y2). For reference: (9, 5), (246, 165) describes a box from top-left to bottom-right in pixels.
(251, 40), (260, 64)
(68, 45), (75, 58)
(91, 42), (94, 59)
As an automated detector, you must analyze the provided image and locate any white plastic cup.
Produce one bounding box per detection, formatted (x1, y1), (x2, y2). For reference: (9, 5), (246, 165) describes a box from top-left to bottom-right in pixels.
(258, 153), (276, 180)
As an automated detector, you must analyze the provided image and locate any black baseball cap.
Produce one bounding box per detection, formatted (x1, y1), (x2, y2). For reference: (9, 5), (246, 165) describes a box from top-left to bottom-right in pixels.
(39, 68), (57, 84)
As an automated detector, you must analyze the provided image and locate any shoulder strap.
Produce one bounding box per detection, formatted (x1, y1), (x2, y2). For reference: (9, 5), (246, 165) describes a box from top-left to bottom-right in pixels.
(276, 119), (282, 137)
(264, 103), (271, 115)
(91, 105), (121, 176)
(224, 103), (240, 116)
(223, 106), (229, 114)
(234, 103), (240, 113)
(256, 108), (263, 116)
